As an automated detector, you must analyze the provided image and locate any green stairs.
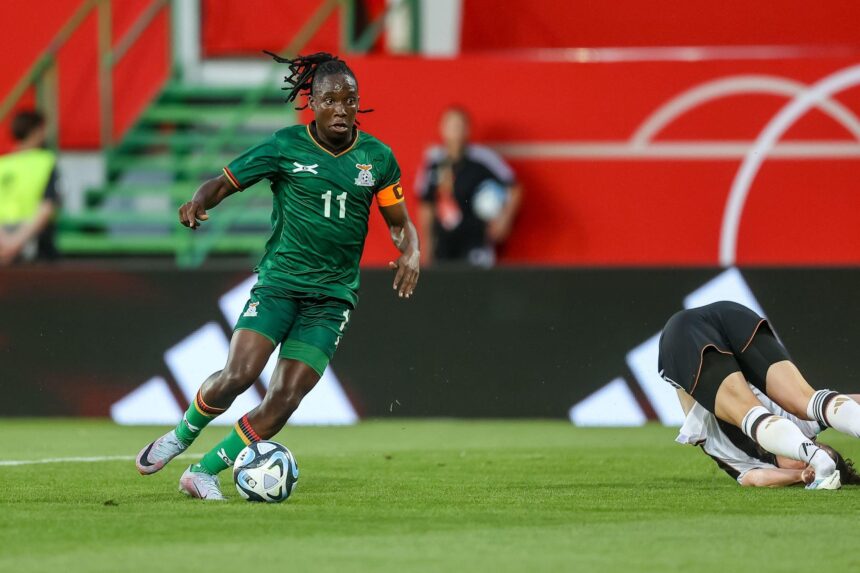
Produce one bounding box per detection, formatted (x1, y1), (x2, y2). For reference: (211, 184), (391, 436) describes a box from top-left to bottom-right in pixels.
(58, 81), (296, 264)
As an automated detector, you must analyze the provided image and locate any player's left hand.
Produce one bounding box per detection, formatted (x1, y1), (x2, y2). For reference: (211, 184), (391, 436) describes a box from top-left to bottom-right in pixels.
(486, 216), (512, 243)
(389, 249), (420, 299)
(0, 234), (24, 265)
(802, 466), (815, 485)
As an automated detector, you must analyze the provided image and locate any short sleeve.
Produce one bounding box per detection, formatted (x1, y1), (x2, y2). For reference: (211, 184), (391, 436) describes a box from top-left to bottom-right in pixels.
(467, 145), (516, 186)
(414, 146), (444, 201)
(375, 148), (404, 207)
(223, 136), (281, 190)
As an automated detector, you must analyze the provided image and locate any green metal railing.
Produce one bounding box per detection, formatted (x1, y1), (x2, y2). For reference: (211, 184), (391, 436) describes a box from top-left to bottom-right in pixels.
(344, 0), (420, 53)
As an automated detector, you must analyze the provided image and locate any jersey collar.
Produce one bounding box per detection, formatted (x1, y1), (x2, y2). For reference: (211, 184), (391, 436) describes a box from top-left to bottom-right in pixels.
(306, 122), (360, 158)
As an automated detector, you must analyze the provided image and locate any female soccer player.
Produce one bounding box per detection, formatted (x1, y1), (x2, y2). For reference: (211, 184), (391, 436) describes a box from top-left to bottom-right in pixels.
(675, 381), (860, 487)
(135, 52), (420, 499)
(659, 300), (860, 490)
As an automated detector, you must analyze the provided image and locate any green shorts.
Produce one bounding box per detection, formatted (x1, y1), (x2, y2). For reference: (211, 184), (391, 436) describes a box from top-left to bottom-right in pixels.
(234, 287), (352, 375)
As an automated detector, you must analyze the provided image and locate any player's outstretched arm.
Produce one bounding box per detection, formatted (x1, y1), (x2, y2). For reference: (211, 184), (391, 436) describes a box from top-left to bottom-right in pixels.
(379, 202), (420, 299)
(740, 467), (813, 487)
(487, 182), (523, 243)
(178, 175), (239, 230)
(0, 199), (55, 265)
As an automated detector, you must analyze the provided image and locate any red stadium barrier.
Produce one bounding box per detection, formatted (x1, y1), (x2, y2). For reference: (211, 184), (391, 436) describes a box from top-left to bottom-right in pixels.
(339, 55), (860, 266)
(4, 3), (859, 266)
(201, 0), (341, 57)
(461, 0), (860, 51)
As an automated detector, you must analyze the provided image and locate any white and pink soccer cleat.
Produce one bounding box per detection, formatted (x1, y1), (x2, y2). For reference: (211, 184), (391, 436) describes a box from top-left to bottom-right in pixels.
(179, 466), (226, 500)
(135, 430), (188, 475)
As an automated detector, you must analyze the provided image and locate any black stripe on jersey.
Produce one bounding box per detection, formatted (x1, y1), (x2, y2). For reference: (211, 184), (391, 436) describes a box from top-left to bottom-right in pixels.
(717, 419), (765, 461)
(700, 446), (742, 480)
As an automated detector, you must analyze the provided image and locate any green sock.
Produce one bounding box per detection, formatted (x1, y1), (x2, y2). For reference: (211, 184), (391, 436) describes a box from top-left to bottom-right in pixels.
(195, 417), (257, 475)
(174, 390), (225, 446)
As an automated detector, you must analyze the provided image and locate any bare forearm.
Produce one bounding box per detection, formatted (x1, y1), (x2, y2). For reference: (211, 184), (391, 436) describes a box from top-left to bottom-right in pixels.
(418, 204), (434, 262)
(487, 183), (522, 243)
(11, 202), (54, 244)
(395, 220), (420, 256)
(501, 183), (522, 223)
(741, 468), (805, 487)
(382, 203), (420, 256)
(379, 202), (420, 298)
(180, 175), (237, 229)
(192, 176), (236, 210)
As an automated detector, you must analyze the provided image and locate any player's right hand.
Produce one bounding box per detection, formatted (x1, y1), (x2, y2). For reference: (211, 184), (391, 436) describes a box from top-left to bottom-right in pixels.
(178, 200), (209, 229)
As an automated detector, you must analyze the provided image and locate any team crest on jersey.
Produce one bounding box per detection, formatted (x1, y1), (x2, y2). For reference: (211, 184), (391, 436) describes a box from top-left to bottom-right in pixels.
(243, 301), (259, 317)
(354, 164), (375, 186)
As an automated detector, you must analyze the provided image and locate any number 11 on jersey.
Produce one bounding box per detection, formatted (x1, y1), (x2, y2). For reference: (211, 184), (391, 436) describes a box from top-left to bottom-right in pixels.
(321, 190), (347, 219)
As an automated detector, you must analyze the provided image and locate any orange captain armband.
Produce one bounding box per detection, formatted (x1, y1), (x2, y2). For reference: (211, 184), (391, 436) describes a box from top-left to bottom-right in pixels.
(376, 181), (405, 207)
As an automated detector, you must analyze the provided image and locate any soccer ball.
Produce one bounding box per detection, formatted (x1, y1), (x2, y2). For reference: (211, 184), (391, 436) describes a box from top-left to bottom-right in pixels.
(233, 441), (299, 503)
(472, 178), (508, 221)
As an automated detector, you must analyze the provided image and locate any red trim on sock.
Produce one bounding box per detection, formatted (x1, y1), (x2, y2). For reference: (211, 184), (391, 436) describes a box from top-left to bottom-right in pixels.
(238, 415), (262, 443)
(195, 391), (226, 416)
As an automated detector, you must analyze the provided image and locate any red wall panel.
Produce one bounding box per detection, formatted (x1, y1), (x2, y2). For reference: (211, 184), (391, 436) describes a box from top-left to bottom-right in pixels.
(201, 0), (341, 57)
(461, 0), (860, 51)
(0, 0), (84, 151)
(332, 55), (860, 267)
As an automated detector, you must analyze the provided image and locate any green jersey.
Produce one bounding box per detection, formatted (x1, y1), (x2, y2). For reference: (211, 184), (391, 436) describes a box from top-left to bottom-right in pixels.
(223, 124), (404, 307)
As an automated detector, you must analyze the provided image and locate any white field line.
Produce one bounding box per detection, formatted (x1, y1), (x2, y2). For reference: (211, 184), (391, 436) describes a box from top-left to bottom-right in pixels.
(0, 453), (200, 467)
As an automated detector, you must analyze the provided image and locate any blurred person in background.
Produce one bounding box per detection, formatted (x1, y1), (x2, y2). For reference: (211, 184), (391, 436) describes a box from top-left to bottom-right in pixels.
(416, 106), (522, 267)
(0, 110), (60, 265)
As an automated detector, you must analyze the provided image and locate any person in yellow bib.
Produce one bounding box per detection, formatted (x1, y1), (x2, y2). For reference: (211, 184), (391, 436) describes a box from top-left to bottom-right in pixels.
(0, 110), (60, 265)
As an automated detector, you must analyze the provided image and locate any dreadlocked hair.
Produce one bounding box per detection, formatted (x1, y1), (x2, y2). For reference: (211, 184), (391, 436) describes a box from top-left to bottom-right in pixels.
(263, 51), (373, 115)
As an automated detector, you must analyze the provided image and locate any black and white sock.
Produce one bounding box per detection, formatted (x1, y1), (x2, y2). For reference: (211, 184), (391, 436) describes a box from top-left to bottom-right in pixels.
(741, 405), (836, 478)
(807, 390), (860, 438)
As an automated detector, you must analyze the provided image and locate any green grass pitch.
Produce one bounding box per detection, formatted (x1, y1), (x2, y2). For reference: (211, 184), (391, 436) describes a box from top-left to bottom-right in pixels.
(2, 419), (860, 572)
